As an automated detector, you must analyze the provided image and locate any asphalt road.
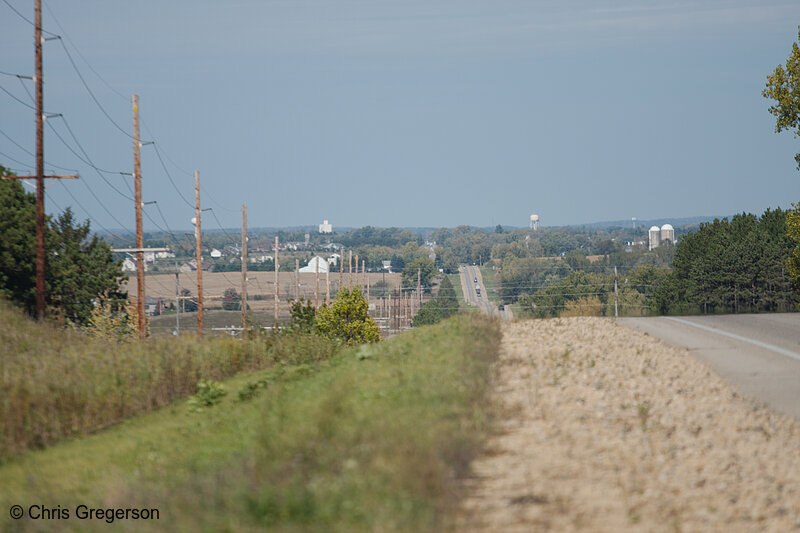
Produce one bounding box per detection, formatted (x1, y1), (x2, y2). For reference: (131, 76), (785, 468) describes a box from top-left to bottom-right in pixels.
(459, 265), (513, 320)
(621, 314), (800, 419)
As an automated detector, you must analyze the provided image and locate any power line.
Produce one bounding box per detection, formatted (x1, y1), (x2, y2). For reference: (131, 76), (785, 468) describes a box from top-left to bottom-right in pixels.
(0, 126), (80, 172)
(150, 143), (194, 208)
(0, 70), (31, 79)
(53, 36), (134, 140)
(0, 0), (57, 36)
(55, 180), (134, 245)
(45, 118), (134, 200)
(42, 1), (128, 101)
(0, 81), (38, 110)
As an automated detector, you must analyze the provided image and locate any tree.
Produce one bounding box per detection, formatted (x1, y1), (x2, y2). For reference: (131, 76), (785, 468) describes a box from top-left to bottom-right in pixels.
(1, 172), (126, 324)
(0, 169), (36, 313)
(222, 287), (241, 310)
(411, 276), (459, 327)
(764, 28), (800, 169)
(180, 288), (197, 312)
(401, 257), (436, 292)
(47, 208), (127, 325)
(315, 288), (380, 345)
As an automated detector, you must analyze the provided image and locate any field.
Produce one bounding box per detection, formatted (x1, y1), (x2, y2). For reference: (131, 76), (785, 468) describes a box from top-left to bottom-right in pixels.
(0, 314), (500, 532)
(124, 271), (402, 311)
(461, 317), (800, 531)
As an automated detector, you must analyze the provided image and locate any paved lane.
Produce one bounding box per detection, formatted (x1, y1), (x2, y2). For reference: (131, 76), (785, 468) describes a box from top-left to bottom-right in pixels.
(620, 314), (800, 419)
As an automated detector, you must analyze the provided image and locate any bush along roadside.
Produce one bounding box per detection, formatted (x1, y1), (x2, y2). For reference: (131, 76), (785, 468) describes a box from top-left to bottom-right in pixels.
(104, 313), (501, 532)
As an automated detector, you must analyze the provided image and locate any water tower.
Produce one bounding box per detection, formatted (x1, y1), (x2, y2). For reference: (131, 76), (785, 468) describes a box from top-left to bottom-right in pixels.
(530, 214), (539, 231)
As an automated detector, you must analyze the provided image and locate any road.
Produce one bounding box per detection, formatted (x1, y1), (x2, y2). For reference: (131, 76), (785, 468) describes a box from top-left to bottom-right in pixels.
(621, 313), (800, 419)
(459, 265), (513, 320)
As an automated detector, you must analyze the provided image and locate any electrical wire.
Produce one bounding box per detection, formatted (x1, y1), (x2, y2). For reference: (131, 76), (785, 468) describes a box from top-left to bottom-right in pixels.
(0, 0), (58, 37)
(42, 1), (128, 101)
(0, 82), (37, 110)
(53, 36), (133, 139)
(0, 125), (80, 172)
(45, 119), (134, 201)
(150, 143), (194, 208)
(55, 180), (134, 245)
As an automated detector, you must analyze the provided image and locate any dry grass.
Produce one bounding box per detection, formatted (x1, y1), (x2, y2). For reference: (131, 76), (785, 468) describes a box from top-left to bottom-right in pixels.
(460, 317), (800, 532)
(0, 300), (337, 462)
(124, 271), (401, 311)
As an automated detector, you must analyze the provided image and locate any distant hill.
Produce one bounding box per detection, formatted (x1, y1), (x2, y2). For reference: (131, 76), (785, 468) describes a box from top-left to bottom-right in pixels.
(565, 215), (724, 230)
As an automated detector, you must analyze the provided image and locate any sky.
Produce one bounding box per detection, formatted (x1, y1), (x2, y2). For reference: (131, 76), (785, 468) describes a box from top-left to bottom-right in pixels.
(2, 0), (800, 236)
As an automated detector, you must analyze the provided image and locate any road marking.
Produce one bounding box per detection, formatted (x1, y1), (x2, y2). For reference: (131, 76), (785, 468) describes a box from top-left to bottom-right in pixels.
(665, 317), (800, 362)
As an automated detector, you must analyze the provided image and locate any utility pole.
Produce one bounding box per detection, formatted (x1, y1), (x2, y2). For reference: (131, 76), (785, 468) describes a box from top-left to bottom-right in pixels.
(339, 248), (343, 296)
(175, 264), (180, 336)
(295, 258), (299, 301)
(2, 0), (78, 320)
(132, 95), (146, 337)
(417, 268), (421, 307)
(194, 170), (203, 335)
(614, 265), (619, 318)
(349, 250), (353, 289)
(326, 267), (330, 305)
(274, 236), (279, 325)
(315, 256), (319, 310)
(241, 204), (247, 331)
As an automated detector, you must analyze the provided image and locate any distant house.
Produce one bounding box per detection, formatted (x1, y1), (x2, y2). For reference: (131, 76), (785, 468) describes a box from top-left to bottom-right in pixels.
(122, 257), (137, 273)
(319, 220), (333, 234)
(249, 254), (273, 264)
(177, 262), (194, 273)
(210, 248), (222, 259)
(299, 256), (329, 273)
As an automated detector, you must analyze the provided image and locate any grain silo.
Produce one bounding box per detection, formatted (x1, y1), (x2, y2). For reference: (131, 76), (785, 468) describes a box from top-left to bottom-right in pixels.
(648, 226), (661, 250)
(660, 224), (674, 245)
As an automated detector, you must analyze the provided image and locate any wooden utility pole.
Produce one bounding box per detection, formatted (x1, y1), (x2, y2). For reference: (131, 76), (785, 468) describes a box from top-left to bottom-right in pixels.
(194, 170), (204, 335)
(417, 268), (421, 308)
(274, 236), (279, 325)
(241, 204), (247, 331)
(295, 258), (299, 301)
(314, 256), (320, 310)
(339, 248), (343, 296)
(132, 95), (146, 337)
(175, 266), (180, 335)
(2, 0), (78, 320)
(614, 265), (619, 318)
(349, 251), (353, 289)
(326, 268), (330, 305)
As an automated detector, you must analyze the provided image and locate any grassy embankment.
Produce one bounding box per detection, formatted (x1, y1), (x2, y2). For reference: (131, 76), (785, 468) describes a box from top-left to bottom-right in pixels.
(1, 306), (499, 532)
(446, 273), (466, 308)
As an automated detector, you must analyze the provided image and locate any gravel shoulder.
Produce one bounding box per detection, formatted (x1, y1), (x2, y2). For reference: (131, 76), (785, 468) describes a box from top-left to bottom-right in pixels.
(459, 317), (800, 532)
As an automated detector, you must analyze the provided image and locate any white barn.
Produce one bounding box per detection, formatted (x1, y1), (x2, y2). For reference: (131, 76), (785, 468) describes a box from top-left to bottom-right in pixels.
(299, 256), (329, 273)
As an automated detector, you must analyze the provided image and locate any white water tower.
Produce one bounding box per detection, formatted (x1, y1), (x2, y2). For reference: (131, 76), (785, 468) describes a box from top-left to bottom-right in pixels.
(530, 214), (539, 231)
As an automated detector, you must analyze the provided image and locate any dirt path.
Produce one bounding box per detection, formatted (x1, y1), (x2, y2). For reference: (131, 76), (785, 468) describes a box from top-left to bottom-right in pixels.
(459, 318), (800, 532)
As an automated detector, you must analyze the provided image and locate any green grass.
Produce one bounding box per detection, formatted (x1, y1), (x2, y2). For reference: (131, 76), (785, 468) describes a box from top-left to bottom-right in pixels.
(479, 266), (502, 304)
(0, 314), (500, 532)
(446, 274), (466, 308)
(0, 300), (335, 462)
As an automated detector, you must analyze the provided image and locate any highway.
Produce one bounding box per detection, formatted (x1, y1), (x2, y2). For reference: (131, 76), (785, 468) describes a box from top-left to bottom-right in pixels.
(459, 265), (513, 320)
(621, 313), (800, 419)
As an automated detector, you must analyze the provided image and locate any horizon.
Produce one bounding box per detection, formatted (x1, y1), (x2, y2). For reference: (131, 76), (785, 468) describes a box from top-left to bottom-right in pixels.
(3, 1), (800, 236)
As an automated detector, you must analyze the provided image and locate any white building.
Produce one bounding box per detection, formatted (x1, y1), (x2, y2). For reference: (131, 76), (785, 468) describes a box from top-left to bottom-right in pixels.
(299, 256), (329, 273)
(660, 224), (675, 245)
(210, 248), (222, 259)
(649, 223), (675, 250)
(648, 226), (661, 251)
(319, 219), (333, 234)
(122, 257), (137, 273)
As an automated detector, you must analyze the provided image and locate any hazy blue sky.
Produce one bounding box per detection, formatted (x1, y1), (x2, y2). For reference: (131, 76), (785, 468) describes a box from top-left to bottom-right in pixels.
(2, 0), (800, 234)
